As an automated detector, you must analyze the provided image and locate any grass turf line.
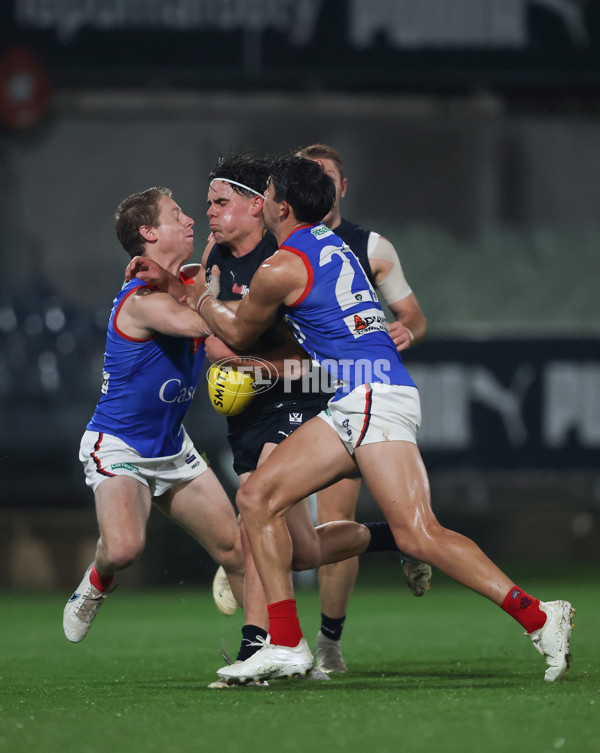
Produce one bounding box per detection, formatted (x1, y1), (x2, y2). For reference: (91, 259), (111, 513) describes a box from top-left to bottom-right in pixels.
(0, 570), (598, 753)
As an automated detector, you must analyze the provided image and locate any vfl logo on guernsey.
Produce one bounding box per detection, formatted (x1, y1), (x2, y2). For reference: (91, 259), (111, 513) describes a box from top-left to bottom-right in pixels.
(311, 224), (333, 239)
(344, 308), (388, 338)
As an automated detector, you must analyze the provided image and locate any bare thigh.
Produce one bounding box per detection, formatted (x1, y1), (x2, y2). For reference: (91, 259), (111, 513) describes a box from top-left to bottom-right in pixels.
(94, 475), (153, 552)
(155, 467), (241, 562)
(237, 416), (358, 517)
(354, 440), (440, 557)
(247, 439), (334, 568)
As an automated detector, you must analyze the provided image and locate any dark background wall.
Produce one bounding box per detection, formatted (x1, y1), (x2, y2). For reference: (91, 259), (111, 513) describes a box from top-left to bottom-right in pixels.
(1, 0), (599, 588)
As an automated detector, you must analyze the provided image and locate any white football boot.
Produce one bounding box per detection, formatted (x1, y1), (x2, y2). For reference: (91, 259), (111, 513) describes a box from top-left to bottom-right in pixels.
(212, 566), (239, 616)
(63, 564), (111, 642)
(527, 600), (575, 682)
(315, 631), (348, 673)
(216, 636), (314, 684)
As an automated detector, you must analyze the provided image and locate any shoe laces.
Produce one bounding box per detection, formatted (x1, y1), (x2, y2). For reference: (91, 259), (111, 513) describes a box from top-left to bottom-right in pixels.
(246, 635), (270, 650)
(74, 587), (110, 623)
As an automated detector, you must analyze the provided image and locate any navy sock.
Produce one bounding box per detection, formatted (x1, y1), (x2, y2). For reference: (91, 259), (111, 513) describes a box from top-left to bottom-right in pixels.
(320, 613), (346, 642)
(236, 624), (268, 661)
(364, 522), (399, 553)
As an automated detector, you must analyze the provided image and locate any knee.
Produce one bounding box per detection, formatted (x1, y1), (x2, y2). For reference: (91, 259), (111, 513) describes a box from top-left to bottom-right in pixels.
(392, 521), (445, 563)
(236, 480), (270, 519)
(215, 538), (245, 575)
(102, 532), (146, 571)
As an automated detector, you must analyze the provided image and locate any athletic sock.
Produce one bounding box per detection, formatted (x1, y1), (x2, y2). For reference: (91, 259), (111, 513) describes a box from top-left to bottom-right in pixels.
(501, 586), (547, 633)
(267, 599), (303, 647)
(89, 565), (114, 593)
(320, 613), (346, 642)
(364, 522), (399, 553)
(236, 624), (268, 661)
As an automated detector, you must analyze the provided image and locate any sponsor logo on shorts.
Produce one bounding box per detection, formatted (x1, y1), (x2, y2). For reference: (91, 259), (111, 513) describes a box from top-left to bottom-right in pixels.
(110, 462), (140, 472)
(289, 412), (303, 424)
(342, 418), (353, 439)
(185, 454), (197, 464)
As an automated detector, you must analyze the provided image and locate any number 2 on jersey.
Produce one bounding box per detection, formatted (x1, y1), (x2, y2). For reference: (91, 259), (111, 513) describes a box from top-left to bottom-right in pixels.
(319, 244), (377, 311)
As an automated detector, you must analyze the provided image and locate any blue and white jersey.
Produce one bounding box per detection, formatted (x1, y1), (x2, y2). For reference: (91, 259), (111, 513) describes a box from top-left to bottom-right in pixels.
(281, 224), (416, 401)
(87, 277), (206, 457)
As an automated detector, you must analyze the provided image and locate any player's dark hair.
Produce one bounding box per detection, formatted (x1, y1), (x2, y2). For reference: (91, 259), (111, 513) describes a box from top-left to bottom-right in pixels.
(296, 143), (345, 180)
(115, 187), (172, 259)
(268, 156), (335, 224)
(209, 153), (270, 197)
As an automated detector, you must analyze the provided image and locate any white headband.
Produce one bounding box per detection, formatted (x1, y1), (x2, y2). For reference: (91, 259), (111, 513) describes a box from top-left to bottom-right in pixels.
(210, 178), (263, 197)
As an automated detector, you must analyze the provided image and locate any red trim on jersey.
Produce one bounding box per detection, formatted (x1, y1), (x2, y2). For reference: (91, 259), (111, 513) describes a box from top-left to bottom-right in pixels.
(281, 246), (314, 307)
(113, 285), (154, 342)
(356, 384), (373, 447)
(91, 433), (116, 478)
(180, 272), (196, 285)
(280, 224), (312, 248)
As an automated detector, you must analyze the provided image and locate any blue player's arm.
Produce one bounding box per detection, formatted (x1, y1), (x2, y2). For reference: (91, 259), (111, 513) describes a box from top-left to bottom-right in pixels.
(197, 250), (307, 351)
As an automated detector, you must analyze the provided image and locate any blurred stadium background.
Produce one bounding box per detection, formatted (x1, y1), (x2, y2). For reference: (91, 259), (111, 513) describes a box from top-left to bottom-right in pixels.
(0, 0), (599, 590)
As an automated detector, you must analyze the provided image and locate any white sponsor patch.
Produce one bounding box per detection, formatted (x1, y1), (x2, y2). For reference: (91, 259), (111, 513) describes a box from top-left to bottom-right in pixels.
(343, 307), (389, 338)
(311, 224), (334, 239)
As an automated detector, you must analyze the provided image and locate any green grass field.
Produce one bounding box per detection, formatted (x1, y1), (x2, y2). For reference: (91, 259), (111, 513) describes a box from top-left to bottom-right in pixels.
(1, 567), (598, 753)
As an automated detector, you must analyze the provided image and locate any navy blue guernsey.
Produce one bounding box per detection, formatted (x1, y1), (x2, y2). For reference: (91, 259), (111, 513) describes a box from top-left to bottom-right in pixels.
(205, 232), (309, 431)
(206, 233), (278, 300)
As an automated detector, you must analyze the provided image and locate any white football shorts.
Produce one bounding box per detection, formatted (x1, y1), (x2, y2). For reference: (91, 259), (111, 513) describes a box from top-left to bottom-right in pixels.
(79, 428), (208, 496)
(318, 383), (421, 453)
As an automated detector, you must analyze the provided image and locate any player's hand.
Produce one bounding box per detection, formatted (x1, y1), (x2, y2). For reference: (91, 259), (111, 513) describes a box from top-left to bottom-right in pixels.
(388, 320), (415, 352)
(125, 256), (170, 289)
(206, 265), (220, 298)
(204, 334), (238, 364)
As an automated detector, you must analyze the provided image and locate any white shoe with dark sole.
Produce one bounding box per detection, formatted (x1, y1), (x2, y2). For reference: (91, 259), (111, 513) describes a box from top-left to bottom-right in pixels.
(216, 637), (314, 683)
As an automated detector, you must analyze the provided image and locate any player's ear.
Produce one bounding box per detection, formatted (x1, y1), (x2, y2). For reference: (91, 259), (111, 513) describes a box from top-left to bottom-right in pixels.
(280, 200), (291, 221)
(139, 225), (156, 243)
(251, 195), (264, 217)
(340, 177), (348, 199)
